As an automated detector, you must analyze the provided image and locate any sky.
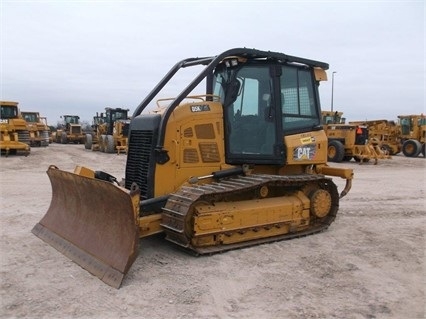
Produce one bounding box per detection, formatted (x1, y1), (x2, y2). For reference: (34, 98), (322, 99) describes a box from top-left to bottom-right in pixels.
(1, 0), (425, 125)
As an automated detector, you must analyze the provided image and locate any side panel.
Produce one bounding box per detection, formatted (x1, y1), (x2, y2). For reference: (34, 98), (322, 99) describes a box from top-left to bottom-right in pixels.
(155, 101), (228, 196)
(126, 101), (229, 201)
(284, 130), (328, 165)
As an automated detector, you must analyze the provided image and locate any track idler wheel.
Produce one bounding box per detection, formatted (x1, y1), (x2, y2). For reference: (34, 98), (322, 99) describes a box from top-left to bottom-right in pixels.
(309, 189), (332, 218)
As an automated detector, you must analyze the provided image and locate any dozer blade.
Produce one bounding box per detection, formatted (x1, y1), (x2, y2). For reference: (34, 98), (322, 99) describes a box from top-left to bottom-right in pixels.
(32, 166), (140, 288)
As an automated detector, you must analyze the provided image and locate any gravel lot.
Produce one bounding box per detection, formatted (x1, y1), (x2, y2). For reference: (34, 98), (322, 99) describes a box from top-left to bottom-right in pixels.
(1, 144), (425, 319)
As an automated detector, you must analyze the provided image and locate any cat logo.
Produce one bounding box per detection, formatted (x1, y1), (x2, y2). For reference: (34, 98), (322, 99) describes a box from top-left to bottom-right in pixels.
(293, 144), (316, 160)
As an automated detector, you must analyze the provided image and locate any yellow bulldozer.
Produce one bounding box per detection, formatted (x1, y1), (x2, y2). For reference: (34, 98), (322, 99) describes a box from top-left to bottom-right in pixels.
(85, 107), (130, 153)
(0, 101), (31, 156)
(32, 48), (354, 288)
(397, 114), (425, 157)
(21, 111), (50, 147)
(322, 111), (391, 164)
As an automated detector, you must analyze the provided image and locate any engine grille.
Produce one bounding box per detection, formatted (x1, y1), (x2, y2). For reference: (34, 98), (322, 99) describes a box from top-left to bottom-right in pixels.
(71, 126), (81, 134)
(17, 131), (31, 145)
(125, 130), (155, 199)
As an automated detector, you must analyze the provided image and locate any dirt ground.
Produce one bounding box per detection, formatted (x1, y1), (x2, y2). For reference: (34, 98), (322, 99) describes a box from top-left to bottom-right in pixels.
(0, 144), (425, 319)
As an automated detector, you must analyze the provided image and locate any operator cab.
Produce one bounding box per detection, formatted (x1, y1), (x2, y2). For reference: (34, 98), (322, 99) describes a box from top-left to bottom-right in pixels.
(0, 104), (19, 119)
(213, 58), (322, 165)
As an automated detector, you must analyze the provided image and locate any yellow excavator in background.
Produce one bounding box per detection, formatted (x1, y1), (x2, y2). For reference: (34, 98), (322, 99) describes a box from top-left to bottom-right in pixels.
(32, 48), (354, 288)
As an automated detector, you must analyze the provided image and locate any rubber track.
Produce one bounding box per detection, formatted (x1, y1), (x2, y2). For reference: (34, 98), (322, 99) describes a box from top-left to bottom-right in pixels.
(161, 174), (339, 255)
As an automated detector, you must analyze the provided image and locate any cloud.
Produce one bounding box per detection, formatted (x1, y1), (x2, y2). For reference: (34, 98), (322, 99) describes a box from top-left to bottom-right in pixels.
(1, 1), (424, 123)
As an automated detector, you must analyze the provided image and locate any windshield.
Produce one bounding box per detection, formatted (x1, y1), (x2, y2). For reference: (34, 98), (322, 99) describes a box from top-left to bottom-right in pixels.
(322, 112), (344, 124)
(1, 106), (19, 119)
(64, 116), (79, 124)
(113, 111), (128, 121)
(22, 113), (38, 122)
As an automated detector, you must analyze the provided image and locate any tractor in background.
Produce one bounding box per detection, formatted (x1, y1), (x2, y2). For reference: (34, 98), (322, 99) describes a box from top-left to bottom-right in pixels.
(349, 119), (401, 156)
(84, 112), (106, 150)
(85, 107), (130, 154)
(397, 114), (425, 157)
(52, 115), (85, 144)
(322, 110), (391, 164)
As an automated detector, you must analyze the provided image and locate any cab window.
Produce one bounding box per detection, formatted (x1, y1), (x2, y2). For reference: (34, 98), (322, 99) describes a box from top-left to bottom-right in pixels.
(281, 66), (319, 131)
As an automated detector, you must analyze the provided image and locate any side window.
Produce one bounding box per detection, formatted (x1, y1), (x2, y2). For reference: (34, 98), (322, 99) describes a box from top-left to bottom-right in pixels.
(281, 66), (319, 131)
